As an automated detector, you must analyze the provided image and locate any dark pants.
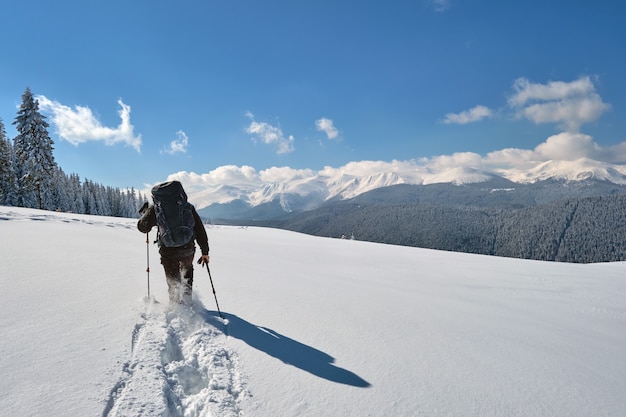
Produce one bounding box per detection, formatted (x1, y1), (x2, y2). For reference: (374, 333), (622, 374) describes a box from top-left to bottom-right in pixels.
(161, 254), (194, 303)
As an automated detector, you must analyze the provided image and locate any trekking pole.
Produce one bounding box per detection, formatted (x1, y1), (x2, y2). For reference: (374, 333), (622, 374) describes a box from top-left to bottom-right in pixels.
(145, 232), (151, 298)
(204, 263), (223, 318)
(138, 202), (151, 299)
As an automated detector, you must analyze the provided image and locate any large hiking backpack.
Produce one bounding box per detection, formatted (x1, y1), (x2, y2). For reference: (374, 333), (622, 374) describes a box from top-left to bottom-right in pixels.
(151, 181), (195, 247)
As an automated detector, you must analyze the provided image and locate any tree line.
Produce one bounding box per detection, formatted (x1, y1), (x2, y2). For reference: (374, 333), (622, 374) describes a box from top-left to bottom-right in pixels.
(263, 193), (626, 263)
(0, 88), (146, 217)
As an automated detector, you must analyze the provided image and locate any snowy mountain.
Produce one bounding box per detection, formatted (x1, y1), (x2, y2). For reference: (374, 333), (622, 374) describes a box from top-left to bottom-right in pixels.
(502, 158), (626, 183)
(193, 158), (626, 220)
(2, 206), (625, 417)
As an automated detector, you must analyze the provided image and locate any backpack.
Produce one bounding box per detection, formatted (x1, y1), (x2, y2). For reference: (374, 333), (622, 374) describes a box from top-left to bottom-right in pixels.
(151, 181), (195, 247)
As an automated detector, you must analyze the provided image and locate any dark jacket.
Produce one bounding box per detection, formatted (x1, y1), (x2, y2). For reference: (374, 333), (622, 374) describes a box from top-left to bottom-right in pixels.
(137, 204), (209, 259)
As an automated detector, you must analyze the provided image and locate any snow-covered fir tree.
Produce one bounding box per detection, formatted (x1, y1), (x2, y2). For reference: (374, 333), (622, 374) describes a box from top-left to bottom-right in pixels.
(49, 167), (72, 212)
(68, 173), (85, 214)
(0, 117), (18, 205)
(12, 87), (57, 209)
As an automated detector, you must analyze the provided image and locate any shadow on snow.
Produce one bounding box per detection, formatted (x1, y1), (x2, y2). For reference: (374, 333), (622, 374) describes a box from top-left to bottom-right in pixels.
(199, 308), (371, 388)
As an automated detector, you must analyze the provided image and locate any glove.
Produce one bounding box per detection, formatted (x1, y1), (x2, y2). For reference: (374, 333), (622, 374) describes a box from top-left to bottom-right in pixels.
(197, 255), (210, 265)
(138, 201), (149, 215)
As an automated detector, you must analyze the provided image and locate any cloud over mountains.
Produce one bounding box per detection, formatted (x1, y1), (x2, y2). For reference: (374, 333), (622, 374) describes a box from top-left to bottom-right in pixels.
(163, 131), (626, 209)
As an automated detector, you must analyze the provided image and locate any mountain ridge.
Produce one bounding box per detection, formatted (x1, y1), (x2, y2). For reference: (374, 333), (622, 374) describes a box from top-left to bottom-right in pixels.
(195, 158), (626, 220)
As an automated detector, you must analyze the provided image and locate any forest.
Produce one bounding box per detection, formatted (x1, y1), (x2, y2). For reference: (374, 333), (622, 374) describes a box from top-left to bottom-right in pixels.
(0, 88), (146, 217)
(263, 192), (626, 263)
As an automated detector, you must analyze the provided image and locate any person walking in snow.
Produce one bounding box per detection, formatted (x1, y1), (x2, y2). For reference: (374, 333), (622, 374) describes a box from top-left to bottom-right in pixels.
(137, 181), (209, 304)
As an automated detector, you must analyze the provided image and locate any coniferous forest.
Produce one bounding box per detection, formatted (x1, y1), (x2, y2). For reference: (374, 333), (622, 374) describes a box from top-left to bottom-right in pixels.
(0, 88), (146, 217)
(261, 192), (626, 264)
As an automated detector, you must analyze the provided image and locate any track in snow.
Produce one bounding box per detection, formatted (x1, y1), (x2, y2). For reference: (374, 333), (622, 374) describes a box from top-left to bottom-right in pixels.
(103, 299), (246, 417)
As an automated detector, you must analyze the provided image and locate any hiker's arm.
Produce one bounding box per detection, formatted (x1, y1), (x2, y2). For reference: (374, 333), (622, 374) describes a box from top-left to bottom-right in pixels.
(137, 206), (156, 233)
(192, 207), (209, 256)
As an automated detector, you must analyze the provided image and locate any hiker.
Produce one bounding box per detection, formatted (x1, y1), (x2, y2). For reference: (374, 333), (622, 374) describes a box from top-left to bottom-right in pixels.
(137, 181), (209, 304)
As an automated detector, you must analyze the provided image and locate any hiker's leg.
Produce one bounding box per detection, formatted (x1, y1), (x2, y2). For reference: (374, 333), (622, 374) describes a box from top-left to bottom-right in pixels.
(180, 254), (194, 303)
(161, 256), (182, 303)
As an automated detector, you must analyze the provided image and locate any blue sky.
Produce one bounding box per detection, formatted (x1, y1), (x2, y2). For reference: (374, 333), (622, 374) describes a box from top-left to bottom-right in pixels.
(1, 0), (625, 191)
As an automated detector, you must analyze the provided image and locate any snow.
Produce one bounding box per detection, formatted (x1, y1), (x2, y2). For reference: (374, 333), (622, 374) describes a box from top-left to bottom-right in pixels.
(1, 205), (626, 417)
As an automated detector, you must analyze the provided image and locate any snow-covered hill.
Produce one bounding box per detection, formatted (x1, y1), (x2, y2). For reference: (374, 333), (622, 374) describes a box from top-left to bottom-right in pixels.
(1, 206), (625, 417)
(178, 158), (626, 218)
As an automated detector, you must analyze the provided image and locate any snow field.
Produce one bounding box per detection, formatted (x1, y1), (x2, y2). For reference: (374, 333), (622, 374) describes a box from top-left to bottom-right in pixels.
(1, 206), (626, 417)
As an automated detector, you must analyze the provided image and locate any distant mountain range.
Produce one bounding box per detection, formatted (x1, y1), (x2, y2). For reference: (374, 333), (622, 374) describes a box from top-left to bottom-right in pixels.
(195, 158), (626, 221)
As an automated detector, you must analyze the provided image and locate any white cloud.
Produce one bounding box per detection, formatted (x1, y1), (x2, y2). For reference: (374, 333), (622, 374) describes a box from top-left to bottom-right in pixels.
(482, 147), (536, 169)
(431, 0), (451, 12)
(315, 117), (339, 140)
(320, 160), (421, 178)
(442, 105), (493, 125)
(508, 77), (595, 106)
(466, 132), (626, 168)
(171, 165), (315, 188)
(422, 152), (486, 170)
(533, 132), (602, 161)
(161, 130), (189, 155)
(37, 96), (142, 151)
(507, 76), (610, 132)
(259, 166), (316, 183)
(441, 76), (610, 134)
(245, 113), (295, 154)
(168, 165), (261, 188)
(406, 131), (626, 176)
(170, 165), (313, 187)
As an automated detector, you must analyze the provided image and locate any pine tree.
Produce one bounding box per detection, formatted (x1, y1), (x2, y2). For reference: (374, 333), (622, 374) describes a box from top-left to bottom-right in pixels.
(0, 117), (18, 205)
(50, 167), (71, 212)
(13, 87), (57, 209)
(69, 173), (84, 214)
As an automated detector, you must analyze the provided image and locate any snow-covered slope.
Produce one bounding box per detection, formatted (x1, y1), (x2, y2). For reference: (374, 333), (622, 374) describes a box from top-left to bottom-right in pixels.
(1, 206), (626, 417)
